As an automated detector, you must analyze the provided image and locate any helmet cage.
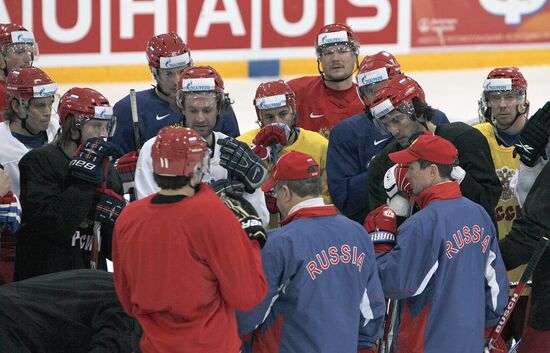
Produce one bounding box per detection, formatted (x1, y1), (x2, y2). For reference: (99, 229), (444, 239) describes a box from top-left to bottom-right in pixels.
(478, 77), (527, 124)
(73, 106), (117, 138)
(370, 99), (415, 135)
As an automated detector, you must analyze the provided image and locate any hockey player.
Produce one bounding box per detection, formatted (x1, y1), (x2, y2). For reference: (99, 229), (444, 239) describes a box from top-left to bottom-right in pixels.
(238, 80), (330, 218)
(365, 133), (508, 353)
(327, 51), (449, 224)
(237, 151), (385, 353)
(15, 87), (123, 281)
(0, 166), (20, 235)
(135, 65), (269, 225)
(288, 23), (363, 138)
(113, 126), (267, 353)
(0, 164), (21, 284)
(366, 74), (502, 225)
(0, 269), (139, 353)
(475, 67), (530, 343)
(0, 66), (58, 282)
(110, 32), (240, 154)
(0, 66), (59, 197)
(497, 100), (550, 352)
(0, 23), (36, 120)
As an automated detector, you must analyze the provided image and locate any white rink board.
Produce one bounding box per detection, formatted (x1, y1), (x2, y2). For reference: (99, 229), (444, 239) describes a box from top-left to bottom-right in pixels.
(56, 66), (550, 134)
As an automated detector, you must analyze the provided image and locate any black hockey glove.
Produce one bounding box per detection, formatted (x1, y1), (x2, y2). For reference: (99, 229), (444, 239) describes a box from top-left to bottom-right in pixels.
(221, 194), (267, 248)
(210, 178), (246, 199)
(92, 187), (126, 225)
(217, 137), (267, 193)
(513, 101), (550, 167)
(69, 138), (120, 185)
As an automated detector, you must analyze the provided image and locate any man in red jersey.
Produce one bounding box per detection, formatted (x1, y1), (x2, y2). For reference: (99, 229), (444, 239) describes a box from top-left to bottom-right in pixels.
(113, 126), (267, 353)
(288, 23), (363, 138)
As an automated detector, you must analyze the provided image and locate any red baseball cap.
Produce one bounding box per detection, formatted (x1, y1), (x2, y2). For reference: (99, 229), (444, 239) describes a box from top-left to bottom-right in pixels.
(389, 133), (458, 165)
(261, 151), (320, 192)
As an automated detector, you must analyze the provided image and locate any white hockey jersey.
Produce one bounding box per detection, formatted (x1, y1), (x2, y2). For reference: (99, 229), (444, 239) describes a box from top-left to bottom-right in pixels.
(135, 131), (269, 226)
(0, 119), (59, 197)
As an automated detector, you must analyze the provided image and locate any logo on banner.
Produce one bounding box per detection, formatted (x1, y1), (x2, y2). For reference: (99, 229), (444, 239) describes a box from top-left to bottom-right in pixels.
(479, 0), (547, 25)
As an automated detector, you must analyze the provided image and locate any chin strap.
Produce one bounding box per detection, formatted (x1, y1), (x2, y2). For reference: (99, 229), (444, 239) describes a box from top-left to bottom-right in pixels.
(317, 56), (359, 84)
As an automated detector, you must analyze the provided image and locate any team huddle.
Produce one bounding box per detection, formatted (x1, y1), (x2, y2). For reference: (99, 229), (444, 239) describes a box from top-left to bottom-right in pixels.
(1, 21), (550, 353)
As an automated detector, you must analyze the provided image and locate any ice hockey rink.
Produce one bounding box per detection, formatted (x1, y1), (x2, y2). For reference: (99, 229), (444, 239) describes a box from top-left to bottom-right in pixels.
(55, 65), (550, 133)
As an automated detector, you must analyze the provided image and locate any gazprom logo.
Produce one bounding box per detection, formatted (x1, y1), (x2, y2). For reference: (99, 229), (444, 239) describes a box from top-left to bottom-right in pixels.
(11, 31), (35, 44)
(160, 53), (190, 69)
(483, 78), (513, 92)
(33, 83), (58, 97)
(357, 68), (389, 87)
(94, 106), (113, 119)
(256, 95), (287, 110)
(317, 30), (348, 46)
(371, 99), (396, 119)
(182, 78), (216, 91)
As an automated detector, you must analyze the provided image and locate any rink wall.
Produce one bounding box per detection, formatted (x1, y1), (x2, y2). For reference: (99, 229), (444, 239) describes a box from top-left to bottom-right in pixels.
(3, 0), (550, 83)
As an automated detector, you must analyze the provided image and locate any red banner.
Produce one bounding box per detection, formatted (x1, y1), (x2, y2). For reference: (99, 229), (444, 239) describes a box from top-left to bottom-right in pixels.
(0, 0), (399, 57)
(412, 0), (550, 47)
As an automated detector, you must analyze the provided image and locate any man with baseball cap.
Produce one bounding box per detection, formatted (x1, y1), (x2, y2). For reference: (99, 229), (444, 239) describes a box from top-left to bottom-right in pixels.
(364, 133), (509, 353)
(238, 151), (385, 353)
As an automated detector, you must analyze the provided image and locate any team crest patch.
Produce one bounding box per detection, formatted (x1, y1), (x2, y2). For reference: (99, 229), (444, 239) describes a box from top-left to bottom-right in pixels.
(496, 166), (516, 201)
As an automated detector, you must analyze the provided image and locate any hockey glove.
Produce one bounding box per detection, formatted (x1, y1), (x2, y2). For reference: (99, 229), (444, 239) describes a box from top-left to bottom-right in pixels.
(221, 194), (267, 248)
(217, 137), (268, 193)
(513, 101), (550, 167)
(115, 151), (138, 194)
(210, 178), (246, 199)
(265, 191), (280, 214)
(92, 187), (126, 225)
(0, 191), (21, 234)
(69, 138), (120, 185)
(384, 164), (412, 199)
(251, 123), (290, 160)
(364, 205), (397, 253)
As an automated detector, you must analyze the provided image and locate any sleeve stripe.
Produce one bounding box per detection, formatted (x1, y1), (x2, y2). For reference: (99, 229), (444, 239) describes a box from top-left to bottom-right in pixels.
(413, 261), (439, 297)
(360, 288), (374, 327)
(485, 250), (500, 310)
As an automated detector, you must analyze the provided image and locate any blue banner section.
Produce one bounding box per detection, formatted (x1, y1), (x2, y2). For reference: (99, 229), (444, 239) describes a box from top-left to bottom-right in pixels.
(248, 60), (279, 77)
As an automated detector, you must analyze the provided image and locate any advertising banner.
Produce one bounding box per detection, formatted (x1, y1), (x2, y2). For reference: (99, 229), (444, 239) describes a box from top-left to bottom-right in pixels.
(411, 0), (550, 48)
(0, 0), (405, 67)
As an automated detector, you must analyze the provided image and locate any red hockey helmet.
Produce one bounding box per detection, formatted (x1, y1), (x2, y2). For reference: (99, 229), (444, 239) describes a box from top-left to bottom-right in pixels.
(58, 87), (116, 135)
(151, 126), (209, 177)
(315, 23), (359, 57)
(0, 23), (35, 48)
(6, 66), (57, 101)
(369, 75), (425, 121)
(357, 51), (401, 88)
(253, 80), (296, 118)
(484, 67), (527, 92)
(177, 65), (225, 108)
(146, 32), (191, 69)
(479, 67), (528, 124)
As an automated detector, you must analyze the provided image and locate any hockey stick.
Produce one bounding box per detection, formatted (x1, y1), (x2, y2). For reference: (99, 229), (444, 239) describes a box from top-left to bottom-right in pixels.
(90, 160), (111, 269)
(488, 236), (549, 351)
(129, 89), (141, 150)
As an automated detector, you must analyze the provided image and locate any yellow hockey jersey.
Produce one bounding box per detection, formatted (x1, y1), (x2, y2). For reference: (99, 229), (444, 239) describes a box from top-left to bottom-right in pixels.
(475, 123), (526, 292)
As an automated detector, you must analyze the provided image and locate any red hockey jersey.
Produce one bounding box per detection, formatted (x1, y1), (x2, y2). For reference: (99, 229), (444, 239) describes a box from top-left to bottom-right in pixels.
(288, 75), (364, 138)
(113, 184), (267, 353)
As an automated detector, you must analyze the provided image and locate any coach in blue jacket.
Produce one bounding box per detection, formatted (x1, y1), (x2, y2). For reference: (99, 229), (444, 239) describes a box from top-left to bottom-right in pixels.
(366, 134), (509, 353)
(238, 151), (385, 353)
